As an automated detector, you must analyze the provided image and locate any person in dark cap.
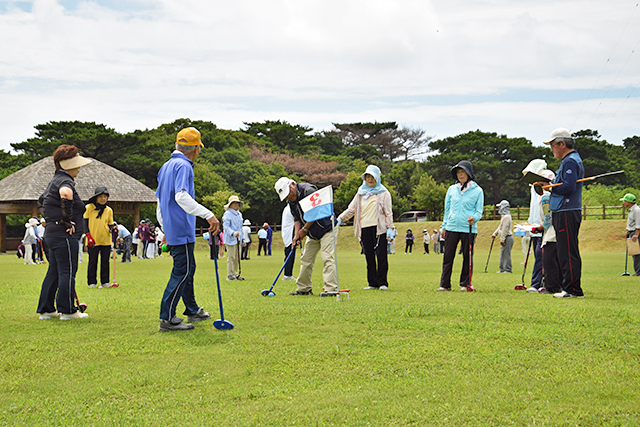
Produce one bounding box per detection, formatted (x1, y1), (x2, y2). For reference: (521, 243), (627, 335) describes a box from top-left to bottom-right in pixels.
(438, 160), (484, 292)
(83, 186), (117, 288)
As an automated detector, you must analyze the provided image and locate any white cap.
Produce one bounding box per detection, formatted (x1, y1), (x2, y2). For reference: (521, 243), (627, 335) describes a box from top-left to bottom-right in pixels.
(543, 128), (572, 145)
(274, 177), (294, 201)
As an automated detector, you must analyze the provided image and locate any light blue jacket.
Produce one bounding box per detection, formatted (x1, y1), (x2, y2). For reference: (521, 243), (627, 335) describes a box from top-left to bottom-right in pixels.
(442, 181), (484, 233)
(222, 208), (243, 245)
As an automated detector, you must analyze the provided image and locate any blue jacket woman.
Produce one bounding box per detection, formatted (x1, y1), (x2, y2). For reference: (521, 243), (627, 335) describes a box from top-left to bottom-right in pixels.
(438, 160), (484, 292)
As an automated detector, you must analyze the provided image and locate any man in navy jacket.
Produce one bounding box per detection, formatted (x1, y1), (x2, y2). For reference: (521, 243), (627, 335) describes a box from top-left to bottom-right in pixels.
(543, 128), (585, 298)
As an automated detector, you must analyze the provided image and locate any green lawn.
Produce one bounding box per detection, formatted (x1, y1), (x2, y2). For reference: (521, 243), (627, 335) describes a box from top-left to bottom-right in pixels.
(1, 235), (639, 426)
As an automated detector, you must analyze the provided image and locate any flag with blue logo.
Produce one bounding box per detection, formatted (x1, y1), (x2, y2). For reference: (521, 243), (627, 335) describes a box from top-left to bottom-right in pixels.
(299, 186), (334, 222)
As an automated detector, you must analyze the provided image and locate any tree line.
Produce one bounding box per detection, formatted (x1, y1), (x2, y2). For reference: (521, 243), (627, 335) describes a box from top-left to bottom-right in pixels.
(2, 119), (639, 230)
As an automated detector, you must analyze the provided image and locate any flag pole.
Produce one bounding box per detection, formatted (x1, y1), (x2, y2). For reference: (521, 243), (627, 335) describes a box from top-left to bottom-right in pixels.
(331, 213), (340, 297)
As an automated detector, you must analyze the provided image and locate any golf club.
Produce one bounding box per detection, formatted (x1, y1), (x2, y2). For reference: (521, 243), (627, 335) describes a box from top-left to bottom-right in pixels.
(38, 239), (47, 264)
(482, 238), (494, 273)
(534, 170), (625, 195)
(238, 242), (242, 275)
(622, 237), (631, 276)
(466, 223), (475, 292)
(74, 290), (87, 313)
(261, 246), (296, 297)
(515, 235), (533, 290)
(332, 215), (341, 299)
(109, 227), (120, 288)
(213, 255), (234, 330)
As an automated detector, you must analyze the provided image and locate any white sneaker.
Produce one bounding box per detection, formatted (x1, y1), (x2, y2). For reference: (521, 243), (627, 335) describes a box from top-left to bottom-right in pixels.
(226, 275), (237, 281)
(60, 312), (89, 320)
(39, 311), (60, 320)
(526, 287), (539, 293)
(363, 286), (377, 290)
(99, 283), (111, 289)
(379, 286), (388, 290)
(282, 276), (296, 281)
(88, 284), (97, 288)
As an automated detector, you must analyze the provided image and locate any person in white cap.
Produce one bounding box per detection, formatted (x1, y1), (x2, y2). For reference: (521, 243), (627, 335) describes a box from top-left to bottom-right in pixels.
(542, 127), (585, 298)
(492, 200), (513, 273)
(36, 144), (92, 320)
(522, 159), (547, 291)
(22, 217), (39, 265)
(274, 176), (339, 297)
(241, 219), (252, 260)
(156, 127), (219, 331)
(621, 193), (640, 276)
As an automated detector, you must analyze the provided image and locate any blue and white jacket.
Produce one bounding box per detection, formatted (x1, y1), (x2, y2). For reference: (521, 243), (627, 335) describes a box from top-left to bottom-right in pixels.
(442, 180), (484, 234)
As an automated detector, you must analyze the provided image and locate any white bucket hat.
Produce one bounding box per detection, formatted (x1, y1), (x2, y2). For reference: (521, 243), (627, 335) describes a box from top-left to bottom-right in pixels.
(224, 195), (244, 211)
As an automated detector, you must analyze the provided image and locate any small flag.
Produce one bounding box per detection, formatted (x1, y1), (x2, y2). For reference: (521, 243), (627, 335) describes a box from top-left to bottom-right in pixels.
(299, 186), (334, 222)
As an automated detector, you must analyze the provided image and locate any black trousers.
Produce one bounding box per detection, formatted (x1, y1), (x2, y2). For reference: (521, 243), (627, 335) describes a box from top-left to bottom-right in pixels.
(440, 230), (475, 289)
(241, 243), (250, 259)
(258, 238), (267, 255)
(88, 245), (110, 285)
(284, 244), (297, 277)
(405, 241), (413, 253)
(542, 242), (562, 293)
(552, 210), (583, 296)
(120, 235), (132, 262)
(37, 237), (80, 315)
(424, 242), (430, 254)
(361, 226), (389, 288)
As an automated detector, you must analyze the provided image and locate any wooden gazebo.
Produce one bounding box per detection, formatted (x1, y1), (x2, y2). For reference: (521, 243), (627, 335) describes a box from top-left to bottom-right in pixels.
(0, 157), (157, 252)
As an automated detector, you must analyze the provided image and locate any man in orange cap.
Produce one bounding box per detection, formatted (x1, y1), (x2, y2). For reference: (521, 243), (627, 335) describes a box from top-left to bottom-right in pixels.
(156, 127), (220, 332)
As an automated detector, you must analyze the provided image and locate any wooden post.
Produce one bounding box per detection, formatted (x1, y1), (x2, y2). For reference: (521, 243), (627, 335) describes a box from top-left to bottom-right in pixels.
(133, 203), (140, 233)
(0, 214), (6, 253)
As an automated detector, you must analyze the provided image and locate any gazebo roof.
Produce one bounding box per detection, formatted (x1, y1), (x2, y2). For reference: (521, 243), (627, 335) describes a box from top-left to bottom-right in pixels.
(0, 156), (156, 203)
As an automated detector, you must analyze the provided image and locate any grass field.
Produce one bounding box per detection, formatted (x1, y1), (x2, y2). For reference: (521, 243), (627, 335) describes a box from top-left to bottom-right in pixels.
(2, 222), (640, 426)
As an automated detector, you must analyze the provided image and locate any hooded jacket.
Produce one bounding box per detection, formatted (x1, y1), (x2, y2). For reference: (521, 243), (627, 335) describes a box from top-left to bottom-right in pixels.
(442, 180), (484, 234)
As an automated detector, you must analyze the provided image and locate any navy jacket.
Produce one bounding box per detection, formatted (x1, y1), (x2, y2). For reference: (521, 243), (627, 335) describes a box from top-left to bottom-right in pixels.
(550, 151), (584, 212)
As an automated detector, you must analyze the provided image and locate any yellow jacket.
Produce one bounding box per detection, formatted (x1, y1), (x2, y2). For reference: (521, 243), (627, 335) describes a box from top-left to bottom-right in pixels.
(83, 204), (114, 246)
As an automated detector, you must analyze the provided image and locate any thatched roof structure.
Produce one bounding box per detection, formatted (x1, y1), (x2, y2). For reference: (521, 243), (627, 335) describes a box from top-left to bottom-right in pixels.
(0, 156), (156, 203)
(0, 157), (157, 252)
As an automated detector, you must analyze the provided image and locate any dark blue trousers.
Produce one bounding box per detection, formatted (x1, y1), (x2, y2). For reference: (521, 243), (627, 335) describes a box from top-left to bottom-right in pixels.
(37, 237), (80, 315)
(159, 242), (201, 321)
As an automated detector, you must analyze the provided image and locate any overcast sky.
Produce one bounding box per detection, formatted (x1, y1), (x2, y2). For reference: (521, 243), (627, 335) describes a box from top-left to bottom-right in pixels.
(1, 0), (639, 154)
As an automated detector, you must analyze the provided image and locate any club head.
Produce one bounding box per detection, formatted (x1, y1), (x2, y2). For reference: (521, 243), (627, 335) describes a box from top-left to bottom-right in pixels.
(622, 272), (631, 276)
(260, 289), (273, 297)
(466, 285), (475, 292)
(111, 282), (119, 288)
(213, 319), (234, 330)
(514, 284), (527, 290)
(78, 303), (88, 313)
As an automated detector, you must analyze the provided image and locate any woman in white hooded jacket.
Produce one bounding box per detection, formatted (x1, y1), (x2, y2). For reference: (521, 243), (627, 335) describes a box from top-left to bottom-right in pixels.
(338, 165), (393, 290)
(23, 218), (38, 265)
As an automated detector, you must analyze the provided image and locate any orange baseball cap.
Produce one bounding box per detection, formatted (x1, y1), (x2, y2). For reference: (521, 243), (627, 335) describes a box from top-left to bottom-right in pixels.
(176, 127), (203, 147)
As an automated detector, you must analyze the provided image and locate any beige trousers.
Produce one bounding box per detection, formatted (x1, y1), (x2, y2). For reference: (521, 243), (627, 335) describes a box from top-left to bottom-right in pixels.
(296, 229), (338, 293)
(225, 244), (240, 278)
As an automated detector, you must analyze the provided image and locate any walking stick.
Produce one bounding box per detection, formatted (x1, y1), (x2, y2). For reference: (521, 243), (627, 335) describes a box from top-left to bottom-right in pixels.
(515, 237), (533, 290)
(623, 237), (631, 276)
(466, 223), (475, 291)
(482, 238), (494, 273)
(213, 255), (234, 330)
